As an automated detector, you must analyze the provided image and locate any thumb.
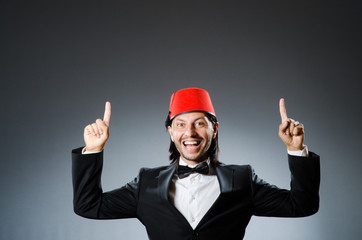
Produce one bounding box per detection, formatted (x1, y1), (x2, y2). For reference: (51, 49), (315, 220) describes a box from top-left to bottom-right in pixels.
(279, 121), (289, 133)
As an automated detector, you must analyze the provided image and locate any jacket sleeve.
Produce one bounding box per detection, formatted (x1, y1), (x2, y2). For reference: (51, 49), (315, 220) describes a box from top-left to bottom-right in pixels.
(251, 152), (320, 217)
(72, 147), (141, 219)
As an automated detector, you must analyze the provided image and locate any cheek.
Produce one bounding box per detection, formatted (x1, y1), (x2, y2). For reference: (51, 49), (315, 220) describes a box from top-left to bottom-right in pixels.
(206, 128), (215, 139)
(170, 133), (175, 142)
(168, 127), (174, 142)
(169, 131), (181, 143)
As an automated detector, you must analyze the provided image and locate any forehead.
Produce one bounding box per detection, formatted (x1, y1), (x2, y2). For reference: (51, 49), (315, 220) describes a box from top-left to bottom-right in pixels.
(172, 112), (209, 122)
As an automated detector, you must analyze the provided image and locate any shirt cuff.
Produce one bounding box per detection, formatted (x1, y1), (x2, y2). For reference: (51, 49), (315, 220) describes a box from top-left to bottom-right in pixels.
(287, 145), (309, 157)
(82, 147), (102, 155)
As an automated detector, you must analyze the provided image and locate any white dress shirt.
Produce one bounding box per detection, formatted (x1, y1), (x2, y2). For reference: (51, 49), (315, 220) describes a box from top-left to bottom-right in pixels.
(83, 147), (309, 229)
(168, 159), (220, 229)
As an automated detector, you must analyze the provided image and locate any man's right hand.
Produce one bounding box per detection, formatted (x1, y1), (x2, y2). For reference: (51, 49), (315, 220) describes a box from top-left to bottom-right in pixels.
(83, 101), (111, 152)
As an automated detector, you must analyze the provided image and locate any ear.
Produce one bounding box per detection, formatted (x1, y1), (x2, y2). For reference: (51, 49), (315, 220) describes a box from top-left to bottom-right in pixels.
(212, 122), (219, 139)
(168, 126), (174, 142)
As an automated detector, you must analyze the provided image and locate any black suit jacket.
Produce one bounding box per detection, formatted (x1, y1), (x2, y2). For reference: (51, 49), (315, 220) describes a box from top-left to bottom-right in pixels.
(72, 147), (320, 240)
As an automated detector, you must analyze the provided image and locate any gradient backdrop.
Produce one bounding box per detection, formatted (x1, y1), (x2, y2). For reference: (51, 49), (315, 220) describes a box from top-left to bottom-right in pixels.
(2, 1), (362, 239)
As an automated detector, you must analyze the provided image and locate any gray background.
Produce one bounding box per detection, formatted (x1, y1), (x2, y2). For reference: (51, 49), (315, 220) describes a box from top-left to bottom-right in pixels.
(2, 1), (362, 239)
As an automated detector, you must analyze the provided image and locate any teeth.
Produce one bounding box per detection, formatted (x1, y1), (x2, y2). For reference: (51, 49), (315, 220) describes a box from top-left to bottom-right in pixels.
(184, 141), (198, 145)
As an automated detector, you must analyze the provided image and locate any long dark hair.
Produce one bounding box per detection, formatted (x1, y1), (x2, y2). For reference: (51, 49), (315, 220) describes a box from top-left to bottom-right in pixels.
(165, 112), (220, 166)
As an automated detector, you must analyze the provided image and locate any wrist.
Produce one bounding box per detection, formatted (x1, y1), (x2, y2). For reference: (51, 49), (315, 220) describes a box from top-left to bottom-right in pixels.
(288, 145), (308, 157)
(84, 146), (103, 153)
(287, 144), (305, 151)
(83, 148), (102, 155)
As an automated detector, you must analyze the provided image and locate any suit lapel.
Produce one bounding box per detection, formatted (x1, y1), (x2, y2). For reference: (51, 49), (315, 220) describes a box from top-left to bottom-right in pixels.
(157, 164), (193, 229)
(215, 164), (234, 193)
(158, 164), (177, 202)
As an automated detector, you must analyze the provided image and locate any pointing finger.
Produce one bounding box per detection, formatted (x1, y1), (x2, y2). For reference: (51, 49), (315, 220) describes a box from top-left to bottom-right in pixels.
(103, 101), (111, 126)
(279, 98), (288, 123)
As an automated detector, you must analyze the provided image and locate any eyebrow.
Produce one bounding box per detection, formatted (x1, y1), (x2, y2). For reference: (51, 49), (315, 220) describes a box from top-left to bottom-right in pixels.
(174, 117), (205, 122)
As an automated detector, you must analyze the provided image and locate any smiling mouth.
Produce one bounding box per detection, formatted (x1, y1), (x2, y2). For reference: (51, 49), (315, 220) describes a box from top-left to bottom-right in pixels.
(183, 140), (201, 149)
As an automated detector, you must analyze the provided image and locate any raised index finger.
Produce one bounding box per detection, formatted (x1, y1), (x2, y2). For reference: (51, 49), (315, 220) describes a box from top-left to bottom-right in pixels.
(279, 98), (288, 122)
(103, 101), (111, 126)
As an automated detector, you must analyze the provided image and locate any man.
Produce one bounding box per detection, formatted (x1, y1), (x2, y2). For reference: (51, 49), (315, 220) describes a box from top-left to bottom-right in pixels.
(72, 88), (320, 240)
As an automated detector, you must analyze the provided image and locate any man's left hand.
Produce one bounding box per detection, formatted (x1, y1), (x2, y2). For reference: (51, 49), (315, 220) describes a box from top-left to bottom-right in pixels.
(278, 98), (305, 151)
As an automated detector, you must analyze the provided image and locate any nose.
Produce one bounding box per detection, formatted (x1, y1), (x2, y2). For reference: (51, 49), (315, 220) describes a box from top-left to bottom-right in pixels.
(184, 124), (197, 137)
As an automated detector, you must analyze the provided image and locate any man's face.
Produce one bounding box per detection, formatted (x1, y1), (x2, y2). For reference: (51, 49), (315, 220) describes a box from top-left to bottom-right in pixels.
(168, 112), (219, 165)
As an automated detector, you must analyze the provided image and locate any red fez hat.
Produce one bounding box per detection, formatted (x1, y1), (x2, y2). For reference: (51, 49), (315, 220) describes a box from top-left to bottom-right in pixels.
(168, 88), (216, 120)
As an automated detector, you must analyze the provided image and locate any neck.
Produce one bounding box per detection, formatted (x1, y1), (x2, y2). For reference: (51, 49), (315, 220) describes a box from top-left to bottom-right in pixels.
(180, 156), (208, 166)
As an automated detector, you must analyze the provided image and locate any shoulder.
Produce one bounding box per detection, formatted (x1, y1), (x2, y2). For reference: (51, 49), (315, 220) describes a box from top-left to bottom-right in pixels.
(218, 163), (253, 172)
(138, 164), (176, 176)
(216, 163), (254, 181)
(140, 164), (175, 172)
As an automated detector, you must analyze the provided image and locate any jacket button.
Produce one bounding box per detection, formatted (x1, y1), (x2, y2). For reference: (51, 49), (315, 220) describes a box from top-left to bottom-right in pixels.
(193, 231), (199, 240)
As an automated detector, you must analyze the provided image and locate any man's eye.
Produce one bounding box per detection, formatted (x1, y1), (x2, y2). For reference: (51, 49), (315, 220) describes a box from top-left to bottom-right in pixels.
(177, 123), (184, 127)
(196, 122), (205, 127)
